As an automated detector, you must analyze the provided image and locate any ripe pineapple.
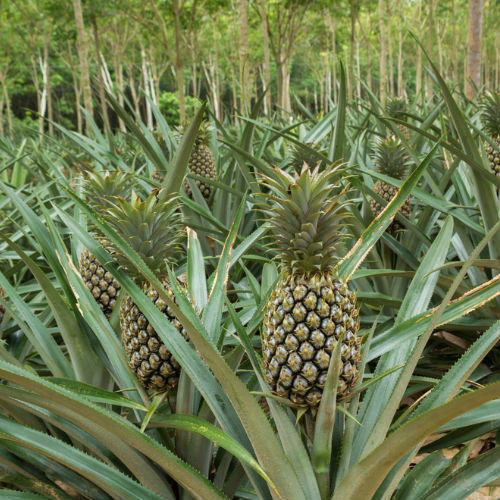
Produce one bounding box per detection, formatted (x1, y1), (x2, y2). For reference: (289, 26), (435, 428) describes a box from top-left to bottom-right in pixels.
(79, 171), (131, 317)
(101, 191), (187, 392)
(370, 136), (412, 233)
(480, 91), (500, 176)
(259, 165), (361, 407)
(386, 97), (410, 141)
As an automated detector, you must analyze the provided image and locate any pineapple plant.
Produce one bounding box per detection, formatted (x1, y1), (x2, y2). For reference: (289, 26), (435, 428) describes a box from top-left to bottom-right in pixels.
(386, 97), (410, 141)
(370, 135), (412, 233)
(259, 165), (361, 407)
(79, 171), (130, 318)
(101, 191), (187, 392)
(480, 91), (500, 176)
(152, 122), (216, 199)
(290, 141), (328, 170)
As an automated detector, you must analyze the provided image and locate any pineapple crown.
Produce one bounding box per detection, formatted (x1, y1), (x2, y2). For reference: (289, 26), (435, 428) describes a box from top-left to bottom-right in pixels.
(385, 97), (407, 119)
(84, 170), (132, 211)
(258, 164), (350, 275)
(372, 135), (412, 179)
(290, 142), (328, 169)
(101, 190), (183, 282)
(177, 121), (210, 147)
(480, 91), (500, 137)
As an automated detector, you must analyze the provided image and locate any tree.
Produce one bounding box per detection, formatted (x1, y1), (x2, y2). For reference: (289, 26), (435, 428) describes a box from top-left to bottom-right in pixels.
(465, 0), (483, 99)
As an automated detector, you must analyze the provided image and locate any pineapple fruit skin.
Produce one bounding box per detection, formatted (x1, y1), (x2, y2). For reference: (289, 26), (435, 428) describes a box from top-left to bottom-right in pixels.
(370, 181), (412, 233)
(120, 280), (187, 392)
(80, 249), (121, 318)
(485, 137), (500, 176)
(186, 142), (216, 199)
(262, 274), (361, 407)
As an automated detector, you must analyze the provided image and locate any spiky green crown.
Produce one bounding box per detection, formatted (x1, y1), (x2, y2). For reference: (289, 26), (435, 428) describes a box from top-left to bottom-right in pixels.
(258, 165), (349, 275)
(480, 91), (500, 137)
(101, 191), (183, 281)
(177, 121), (210, 147)
(385, 97), (407, 119)
(290, 142), (328, 169)
(84, 170), (132, 211)
(372, 136), (412, 179)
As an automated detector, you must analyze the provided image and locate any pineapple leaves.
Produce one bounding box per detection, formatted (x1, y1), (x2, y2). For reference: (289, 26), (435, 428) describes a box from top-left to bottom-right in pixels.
(332, 383), (500, 500)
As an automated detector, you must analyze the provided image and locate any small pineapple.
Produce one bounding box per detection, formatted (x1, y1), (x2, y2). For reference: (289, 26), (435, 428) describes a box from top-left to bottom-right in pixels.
(79, 171), (131, 317)
(290, 142), (328, 170)
(183, 122), (216, 199)
(480, 91), (500, 176)
(152, 123), (216, 199)
(386, 97), (410, 142)
(259, 165), (361, 407)
(370, 136), (412, 233)
(101, 191), (187, 392)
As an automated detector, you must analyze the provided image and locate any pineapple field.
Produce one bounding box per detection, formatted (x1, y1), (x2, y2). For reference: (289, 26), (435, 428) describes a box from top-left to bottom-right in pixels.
(1, 0), (500, 499)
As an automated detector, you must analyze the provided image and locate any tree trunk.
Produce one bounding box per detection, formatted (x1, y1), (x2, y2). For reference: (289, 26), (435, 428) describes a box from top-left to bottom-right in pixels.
(141, 47), (153, 129)
(348, 0), (357, 101)
(451, 0), (458, 83)
(237, 0), (250, 112)
(92, 17), (110, 131)
(326, 9), (337, 104)
(172, 0), (185, 124)
(43, 36), (53, 135)
(260, 0), (271, 114)
(211, 15), (221, 120)
(387, 2), (394, 96)
(397, 2), (403, 97)
(72, 0), (93, 134)
(465, 0), (483, 99)
(65, 40), (83, 133)
(378, 0), (387, 107)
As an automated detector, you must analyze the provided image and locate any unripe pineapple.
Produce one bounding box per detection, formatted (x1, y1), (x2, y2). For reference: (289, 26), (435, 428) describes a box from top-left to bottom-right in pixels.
(386, 97), (410, 142)
(259, 165), (361, 407)
(290, 142), (328, 170)
(152, 123), (216, 200)
(480, 91), (500, 176)
(370, 136), (412, 233)
(79, 171), (131, 317)
(101, 191), (187, 392)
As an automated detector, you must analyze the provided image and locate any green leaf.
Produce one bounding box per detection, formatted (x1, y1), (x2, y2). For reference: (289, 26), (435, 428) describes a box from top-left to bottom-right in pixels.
(164, 103), (206, 194)
(332, 384), (500, 500)
(152, 413), (275, 487)
(423, 447), (500, 500)
(187, 228), (208, 310)
(0, 415), (164, 500)
(312, 332), (344, 497)
(331, 61), (346, 163)
(47, 378), (147, 410)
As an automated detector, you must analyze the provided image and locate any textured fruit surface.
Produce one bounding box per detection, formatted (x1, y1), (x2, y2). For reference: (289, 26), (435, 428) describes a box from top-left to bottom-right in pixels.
(370, 181), (412, 233)
(186, 143), (216, 199)
(262, 274), (361, 407)
(80, 249), (121, 317)
(120, 281), (187, 392)
(485, 137), (500, 176)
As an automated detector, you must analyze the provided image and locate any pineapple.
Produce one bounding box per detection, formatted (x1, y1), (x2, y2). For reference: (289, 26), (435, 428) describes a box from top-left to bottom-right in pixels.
(259, 165), (361, 407)
(480, 91), (500, 176)
(101, 191), (187, 392)
(151, 124), (216, 199)
(370, 136), (412, 233)
(79, 171), (131, 317)
(386, 97), (410, 141)
(290, 142), (328, 170)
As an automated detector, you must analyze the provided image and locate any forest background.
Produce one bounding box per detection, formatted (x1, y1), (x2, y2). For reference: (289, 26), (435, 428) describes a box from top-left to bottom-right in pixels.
(0, 0), (498, 137)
